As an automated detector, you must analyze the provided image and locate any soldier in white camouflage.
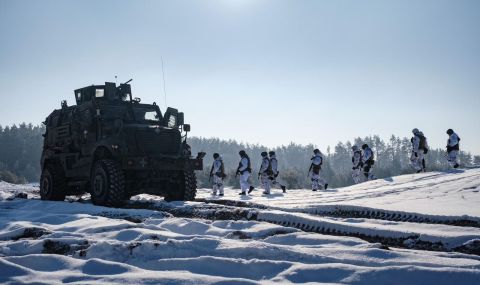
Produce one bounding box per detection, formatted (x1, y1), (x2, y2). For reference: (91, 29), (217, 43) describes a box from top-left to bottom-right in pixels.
(362, 144), (376, 180)
(236, 150), (255, 195)
(446, 129), (460, 168)
(269, 151), (286, 193)
(410, 128), (429, 173)
(351, 145), (364, 184)
(258, 151), (272, 195)
(308, 149), (328, 191)
(209, 153), (225, 196)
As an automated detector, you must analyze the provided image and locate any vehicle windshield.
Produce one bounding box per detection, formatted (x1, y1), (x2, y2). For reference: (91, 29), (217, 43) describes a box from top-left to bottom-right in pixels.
(132, 107), (161, 123)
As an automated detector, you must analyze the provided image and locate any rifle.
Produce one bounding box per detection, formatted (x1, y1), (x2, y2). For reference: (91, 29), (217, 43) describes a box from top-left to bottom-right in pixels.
(307, 163), (313, 177)
(235, 163), (241, 178)
(209, 163), (214, 183)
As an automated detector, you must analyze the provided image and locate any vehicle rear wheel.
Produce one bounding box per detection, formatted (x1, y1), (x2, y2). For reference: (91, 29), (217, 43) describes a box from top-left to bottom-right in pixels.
(90, 159), (126, 207)
(165, 171), (197, 202)
(40, 164), (67, 201)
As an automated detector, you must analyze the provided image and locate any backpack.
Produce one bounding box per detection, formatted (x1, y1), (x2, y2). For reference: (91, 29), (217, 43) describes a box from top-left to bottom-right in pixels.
(265, 158), (273, 175)
(217, 160), (227, 178)
(212, 160), (227, 178)
(270, 157), (278, 171)
(367, 148), (374, 162)
(243, 154), (252, 173)
(418, 135), (427, 150)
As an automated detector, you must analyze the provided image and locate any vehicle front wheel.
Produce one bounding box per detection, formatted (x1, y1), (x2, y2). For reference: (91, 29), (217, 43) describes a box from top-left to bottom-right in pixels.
(40, 164), (67, 201)
(90, 159), (126, 207)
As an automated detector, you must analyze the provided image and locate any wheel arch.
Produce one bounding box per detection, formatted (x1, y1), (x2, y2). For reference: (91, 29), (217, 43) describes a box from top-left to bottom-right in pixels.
(92, 146), (113, 161)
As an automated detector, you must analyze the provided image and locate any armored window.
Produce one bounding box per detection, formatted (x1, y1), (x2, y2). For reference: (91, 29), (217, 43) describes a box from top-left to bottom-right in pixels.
(144, 111), (158, 121)
(95, 89), (104, 98)
(167, 114), (176, 128)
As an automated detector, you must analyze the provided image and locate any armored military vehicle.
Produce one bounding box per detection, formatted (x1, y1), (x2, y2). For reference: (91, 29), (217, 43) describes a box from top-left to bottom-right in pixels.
(40, 80), (205, 207)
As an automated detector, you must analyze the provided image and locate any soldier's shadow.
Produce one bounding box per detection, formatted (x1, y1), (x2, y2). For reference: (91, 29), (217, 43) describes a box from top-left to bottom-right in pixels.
(322, 189), (338, 193)
(262, 193), (285, 198)
(440, 169), (465, 174)
(239, 195), (253, 200)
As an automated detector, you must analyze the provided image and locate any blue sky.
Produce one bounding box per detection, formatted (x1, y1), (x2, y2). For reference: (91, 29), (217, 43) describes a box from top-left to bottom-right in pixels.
(1, 0), (479, 154)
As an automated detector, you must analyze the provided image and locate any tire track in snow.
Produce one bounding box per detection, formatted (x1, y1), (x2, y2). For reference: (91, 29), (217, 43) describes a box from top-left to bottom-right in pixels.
(122, 199), (480, 256)
(3, 195), (480, 256)
(197, 198), (480, 228)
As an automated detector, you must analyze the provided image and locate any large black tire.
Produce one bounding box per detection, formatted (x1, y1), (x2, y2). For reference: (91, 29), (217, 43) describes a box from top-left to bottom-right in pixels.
(183, 171), (197, 201)
(165, 171), (197, 202)
(90, 159), (126, 207)
(40, 164), (67, 201)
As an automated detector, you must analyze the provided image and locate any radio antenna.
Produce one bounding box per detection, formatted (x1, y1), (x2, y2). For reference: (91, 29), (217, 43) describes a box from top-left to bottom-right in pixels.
(161, 56), (167, 109)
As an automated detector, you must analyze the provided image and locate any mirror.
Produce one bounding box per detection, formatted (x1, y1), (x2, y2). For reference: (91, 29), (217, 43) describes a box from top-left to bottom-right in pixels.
(183, 124), (191, 132)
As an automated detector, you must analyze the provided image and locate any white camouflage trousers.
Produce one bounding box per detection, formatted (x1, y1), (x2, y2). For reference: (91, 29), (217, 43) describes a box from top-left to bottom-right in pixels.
(212, 175), (224, 195)
(239, 172), (251, 193)
(260, 173), (271, 194)
(311, 172), (327, 191)
(352, 168), (364, 184)
(410, 151), (425, 171)
(447, 150), (459, 167)
(271, 177), (284, 189)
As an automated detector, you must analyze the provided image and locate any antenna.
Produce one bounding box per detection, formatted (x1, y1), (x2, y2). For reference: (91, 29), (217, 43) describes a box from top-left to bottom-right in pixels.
(161, 56), (167, 109)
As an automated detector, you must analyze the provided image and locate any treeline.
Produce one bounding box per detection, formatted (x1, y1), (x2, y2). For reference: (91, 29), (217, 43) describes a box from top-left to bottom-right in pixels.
(0, 124), (45, 183)
(0, 124), (479, 188)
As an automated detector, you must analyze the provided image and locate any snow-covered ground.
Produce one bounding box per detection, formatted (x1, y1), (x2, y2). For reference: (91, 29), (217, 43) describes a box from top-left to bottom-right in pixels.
(199, 169), (480, 217)
(1, 169), (480, 284)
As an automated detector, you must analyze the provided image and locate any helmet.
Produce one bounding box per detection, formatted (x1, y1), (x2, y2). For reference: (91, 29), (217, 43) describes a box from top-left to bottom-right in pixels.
(239, 150), (246, 156)
(261, 151), (268, 157)
(313, 149), (320, 154)
(361, 144), (368, 150)
(268, 151), (275, 156)
(446, 129), (454, 135)
(412, 128), (419, 134)
(352, 145), (358, 151)
(213, 153), (219, 159)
